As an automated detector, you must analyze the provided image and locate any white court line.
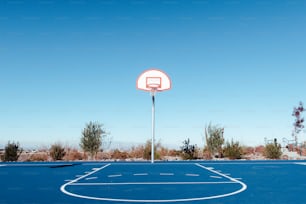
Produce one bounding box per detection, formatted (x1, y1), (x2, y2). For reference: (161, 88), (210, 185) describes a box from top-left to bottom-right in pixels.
(196, 163), (247, 193)
(69, 181), (236, 186)
(85, 177), (98, 180)
(1, 163), (73, 167)
(61, 163), (111, 190)
(199, 162), (299, 165)
(108, 174), (122, 178)
(133, 173), (148, 176)
(210, 176), (222, 179)
(61, 163), (247, 203)
(295, 162), (306, 165)
(160, 173), (174, 176)
(0, 164), (7, 167)
(185, 173), (199, 177)
(82, 163), (109, 166)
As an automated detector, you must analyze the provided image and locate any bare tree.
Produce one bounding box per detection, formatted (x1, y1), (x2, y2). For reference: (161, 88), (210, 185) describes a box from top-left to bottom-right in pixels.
(292, 102), (304, 146)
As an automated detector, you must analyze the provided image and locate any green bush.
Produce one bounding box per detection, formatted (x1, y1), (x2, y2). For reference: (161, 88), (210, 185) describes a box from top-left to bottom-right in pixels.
(4, 141), (23, 161)
(264, 139), (282, 159)
(205, 124), (224, 158)
(223, 139), (243, 159)
(80, 121), (109, 160)
(50, 143), (66, 161)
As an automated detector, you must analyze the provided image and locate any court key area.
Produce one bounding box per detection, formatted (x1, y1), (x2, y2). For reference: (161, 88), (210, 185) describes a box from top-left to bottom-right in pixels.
(1, 161), (306, 203)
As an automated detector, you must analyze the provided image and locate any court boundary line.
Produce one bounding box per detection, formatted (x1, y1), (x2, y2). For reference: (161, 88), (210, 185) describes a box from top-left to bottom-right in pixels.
(1, 163), (76, 167)
(60, 163), (247, 203)
(69, 181), (236, 185)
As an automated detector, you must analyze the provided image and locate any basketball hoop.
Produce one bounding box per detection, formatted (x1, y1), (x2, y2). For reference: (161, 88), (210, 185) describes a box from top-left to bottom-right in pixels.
(147, 82), (159, 96)
(150, 88), (157, 97)
(136, 69), (171, 163)
(137, 69), (171, 92)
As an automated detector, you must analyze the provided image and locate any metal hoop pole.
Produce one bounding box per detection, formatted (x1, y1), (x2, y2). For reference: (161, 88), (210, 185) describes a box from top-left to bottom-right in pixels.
(151, 91), (156, 163)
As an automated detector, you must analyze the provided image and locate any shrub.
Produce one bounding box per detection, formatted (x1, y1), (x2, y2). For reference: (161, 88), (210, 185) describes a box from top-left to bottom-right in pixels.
(223, 139), (243, 160)
(50, 143), (66, 161)
(168, 149), (181, 157)
(143, 140), (161, 160)
(66, 149), (84, 161)
(27, 153), (48, 161)
(96, 151), (112, 160)
(111, 149), (128, 160)
(129, 145), (145, 159)
(203, 146), (212, 160)
(242, 146), (255, 155)
(204, 124), (224, 158)
(0, 152), (4, 161)
(264, 139), (282, 159)
(159, 147), (169, 159)
(180, 138), (197, 160)
(255, 145), (265, 155)
(4, 141), (23, 161)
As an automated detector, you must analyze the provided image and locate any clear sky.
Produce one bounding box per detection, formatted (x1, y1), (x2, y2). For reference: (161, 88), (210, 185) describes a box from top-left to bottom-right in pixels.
(1, 0), (306, 150)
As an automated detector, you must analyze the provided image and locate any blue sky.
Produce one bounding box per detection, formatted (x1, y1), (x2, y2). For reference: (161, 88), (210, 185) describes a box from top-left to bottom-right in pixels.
(1, 0), (306, 149)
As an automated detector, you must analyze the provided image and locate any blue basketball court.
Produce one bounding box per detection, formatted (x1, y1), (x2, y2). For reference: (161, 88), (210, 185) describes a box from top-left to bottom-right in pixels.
(1, 161), (306, 203)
